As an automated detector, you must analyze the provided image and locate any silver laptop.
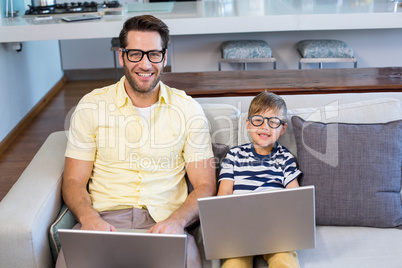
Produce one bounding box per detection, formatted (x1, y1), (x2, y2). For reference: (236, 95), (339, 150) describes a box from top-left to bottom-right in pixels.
(58, 228), (187, 268)
(198, 185), (316, 260)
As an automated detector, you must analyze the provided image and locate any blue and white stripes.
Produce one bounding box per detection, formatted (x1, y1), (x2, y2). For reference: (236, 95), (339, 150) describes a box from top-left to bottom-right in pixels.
(219, 143), (302, 194)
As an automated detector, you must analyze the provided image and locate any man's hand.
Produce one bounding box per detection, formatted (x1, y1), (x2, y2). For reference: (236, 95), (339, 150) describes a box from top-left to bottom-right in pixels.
(148, 157), (216, 235)
(79, 214), (117, 232)
(147, 218), (185, 234)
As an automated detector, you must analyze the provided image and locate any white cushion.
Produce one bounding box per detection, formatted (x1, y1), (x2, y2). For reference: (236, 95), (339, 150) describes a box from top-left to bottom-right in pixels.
(299, 226), (402, 268)
(201, 103), (240, 148)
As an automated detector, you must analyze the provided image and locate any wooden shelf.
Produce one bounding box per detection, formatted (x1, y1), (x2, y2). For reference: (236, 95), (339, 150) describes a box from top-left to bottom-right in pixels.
(162, 67), (402, 98)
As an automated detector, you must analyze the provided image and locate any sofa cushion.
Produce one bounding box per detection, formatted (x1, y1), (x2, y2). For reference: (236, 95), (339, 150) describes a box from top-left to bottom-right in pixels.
(292, 116), (402, 228)
(238, 98), (402, 154)
(201, 103), (240, 148)
(186, 142), (230, 193)
(298, 226), (402, 268)
(296, 40), (354, 58)
(221, 40), (273, 59)
(212, 143), (230, 180)
(49, 203), (77, 262)
(281, 98), (402, 157)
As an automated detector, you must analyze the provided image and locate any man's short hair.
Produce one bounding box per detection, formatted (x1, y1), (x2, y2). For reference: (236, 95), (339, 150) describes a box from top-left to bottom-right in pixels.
(248, 91), (288, 120)
(119, 15), (170, 51)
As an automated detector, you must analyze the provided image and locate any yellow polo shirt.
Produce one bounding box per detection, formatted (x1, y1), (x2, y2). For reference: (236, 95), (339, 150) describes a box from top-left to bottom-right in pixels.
(65, 76), (213, 222)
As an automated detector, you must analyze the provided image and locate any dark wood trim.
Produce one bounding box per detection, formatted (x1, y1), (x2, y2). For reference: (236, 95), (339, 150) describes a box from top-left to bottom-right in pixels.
(1, 67), (401, 155)
(161, 67), (402, 98)
(0, 76), (68, 156)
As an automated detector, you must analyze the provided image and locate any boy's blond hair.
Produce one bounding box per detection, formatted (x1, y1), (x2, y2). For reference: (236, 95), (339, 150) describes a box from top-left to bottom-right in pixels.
(248, 92), (287, 120)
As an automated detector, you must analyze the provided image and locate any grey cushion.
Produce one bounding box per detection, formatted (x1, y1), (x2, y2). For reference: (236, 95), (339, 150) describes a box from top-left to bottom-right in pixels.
(212, 143), (230, 182)
(186, 143), (229, 193)
(221, 40), (272, 59)
(292, 116), (402, 228)
(297, 40), (354, 58)
(49, 203), (78, 262)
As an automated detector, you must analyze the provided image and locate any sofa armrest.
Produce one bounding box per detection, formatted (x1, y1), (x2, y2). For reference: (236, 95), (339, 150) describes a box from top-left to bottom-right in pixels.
(0, 131), (68, 268)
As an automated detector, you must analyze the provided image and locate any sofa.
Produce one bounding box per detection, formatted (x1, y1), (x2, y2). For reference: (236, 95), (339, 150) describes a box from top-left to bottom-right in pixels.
(0, 91), (401, 268)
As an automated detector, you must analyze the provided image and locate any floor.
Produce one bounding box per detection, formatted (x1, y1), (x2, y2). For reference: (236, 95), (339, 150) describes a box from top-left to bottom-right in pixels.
(0, 79), (115, 202)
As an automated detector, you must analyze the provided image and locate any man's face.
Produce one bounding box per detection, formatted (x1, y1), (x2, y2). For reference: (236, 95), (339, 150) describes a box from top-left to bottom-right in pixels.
(119, 30), (167, 96)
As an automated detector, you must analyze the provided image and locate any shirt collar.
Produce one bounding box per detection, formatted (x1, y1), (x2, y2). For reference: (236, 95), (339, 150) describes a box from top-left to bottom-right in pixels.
(116, 76), (170, 108)
(251, 142), (279, 160)
(117, 76), (129, 108)
(158, 81), (169, 106)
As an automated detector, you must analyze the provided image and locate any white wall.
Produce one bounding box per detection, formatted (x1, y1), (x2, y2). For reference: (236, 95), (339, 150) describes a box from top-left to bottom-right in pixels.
(60, 38), (116, 70)
(60, 28), (402, 72)
(0, 40), (64, 142)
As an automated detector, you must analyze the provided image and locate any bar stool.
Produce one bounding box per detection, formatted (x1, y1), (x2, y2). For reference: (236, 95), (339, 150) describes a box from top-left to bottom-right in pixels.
(297, 39), (357, 69)
(111, 37), (120, 81)
(219, 40), (277, 71)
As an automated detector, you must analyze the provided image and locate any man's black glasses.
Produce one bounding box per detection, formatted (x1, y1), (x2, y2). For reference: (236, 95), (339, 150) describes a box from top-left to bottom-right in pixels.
(248, 115), (286, 129)
(121, 48), (166, 63)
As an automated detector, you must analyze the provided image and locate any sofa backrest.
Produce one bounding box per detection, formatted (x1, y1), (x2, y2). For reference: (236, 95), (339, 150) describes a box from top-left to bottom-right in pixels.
(199, 93), (402, 158)
(199, 103), (240, 148)
(197, 92), (402, 113)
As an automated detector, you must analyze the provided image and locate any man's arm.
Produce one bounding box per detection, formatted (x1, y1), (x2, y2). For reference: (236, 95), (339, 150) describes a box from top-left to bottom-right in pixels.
(62, 157), (116, 231)
(148, 157), (216, 234)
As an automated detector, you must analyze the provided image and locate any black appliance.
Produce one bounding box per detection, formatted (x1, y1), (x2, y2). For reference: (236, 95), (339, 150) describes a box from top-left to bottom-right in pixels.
(25, 1), (120, 15)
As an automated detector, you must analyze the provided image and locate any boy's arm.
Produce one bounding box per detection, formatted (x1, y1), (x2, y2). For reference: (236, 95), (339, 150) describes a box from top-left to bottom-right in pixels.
(217, 180), (234, 196)
(285, 179), (300, 188)
(217, 148), (235, 196)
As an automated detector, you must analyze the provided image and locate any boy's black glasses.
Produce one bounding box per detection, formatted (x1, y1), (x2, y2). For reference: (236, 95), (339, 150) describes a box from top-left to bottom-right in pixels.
(248, 115), (285, 129)
(121, 48), (166, 63)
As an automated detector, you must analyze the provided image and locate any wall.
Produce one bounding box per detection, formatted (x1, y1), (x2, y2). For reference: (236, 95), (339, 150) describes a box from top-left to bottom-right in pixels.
(171, 28), (402, 71)
(60, 38), (173, 72)
(60, 28), (402, 72)
(0, 40), (64, 143)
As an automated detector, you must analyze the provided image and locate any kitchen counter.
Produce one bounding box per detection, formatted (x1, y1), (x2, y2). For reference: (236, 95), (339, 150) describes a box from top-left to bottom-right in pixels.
(1, 0), (402, 43)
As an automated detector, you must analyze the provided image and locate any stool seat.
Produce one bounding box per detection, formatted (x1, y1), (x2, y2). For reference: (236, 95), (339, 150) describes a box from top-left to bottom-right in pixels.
(219, 40), (276, 71)
(297, 39), (357, 69)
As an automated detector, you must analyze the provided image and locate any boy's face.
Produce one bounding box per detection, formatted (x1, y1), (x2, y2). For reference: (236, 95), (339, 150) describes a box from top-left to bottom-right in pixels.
(246, 108), (287, 155)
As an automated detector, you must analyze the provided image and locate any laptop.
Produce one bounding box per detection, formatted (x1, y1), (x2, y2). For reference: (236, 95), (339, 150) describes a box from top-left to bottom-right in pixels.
(58, 228), (187, 268)
(198, 185), (316, 260)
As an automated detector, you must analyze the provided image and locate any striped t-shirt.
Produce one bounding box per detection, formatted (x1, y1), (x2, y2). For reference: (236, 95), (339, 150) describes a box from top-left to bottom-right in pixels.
(219, 142), (302, 194)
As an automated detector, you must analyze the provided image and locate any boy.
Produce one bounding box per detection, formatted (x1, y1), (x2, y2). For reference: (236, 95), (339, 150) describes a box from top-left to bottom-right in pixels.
(217, 92), (301, 268)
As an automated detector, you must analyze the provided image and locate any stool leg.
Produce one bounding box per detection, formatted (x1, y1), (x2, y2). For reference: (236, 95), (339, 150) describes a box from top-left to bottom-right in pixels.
(319, 62), (323, 69)
(273, 61), (277, 70)
(298, 61), (302, 69)
(244, 63), (247, 71)
(354, 60), (357, 68)
(113, 50), (118, 82)
(219, 61), (222, 71)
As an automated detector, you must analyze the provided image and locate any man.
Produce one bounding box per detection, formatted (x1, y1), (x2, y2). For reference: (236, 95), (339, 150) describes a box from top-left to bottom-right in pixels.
(57, 15), (216, 267)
